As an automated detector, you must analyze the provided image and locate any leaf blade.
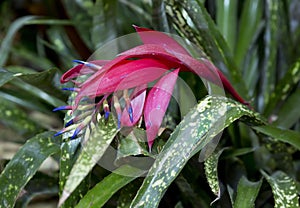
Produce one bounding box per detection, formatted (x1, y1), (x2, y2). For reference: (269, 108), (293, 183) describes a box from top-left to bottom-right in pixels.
(0, 131), (61, 208)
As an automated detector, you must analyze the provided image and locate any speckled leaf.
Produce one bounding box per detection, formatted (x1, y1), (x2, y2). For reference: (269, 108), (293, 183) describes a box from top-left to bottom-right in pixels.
(15, 172), (58, 208)
(59, 140), (88, 208)
(164, 0), (248, 96)
(261, 0), (280, 108)
(130, 95), (265, 207)
(204, 149), (224, 203)
(59, 85), (89, 208)
(252, 125), (300, 150)
(0, 99), (41, 137)
(75, 165), (145, 208)
(233, 176), (262, 208)
(0, 131), (61, 208)
(261, 170), (299, 208)
(116, 128), (150, 163)
(59, 117), (119, 206)
(117, 180), (142, 208)
(264, 58), (300, 116)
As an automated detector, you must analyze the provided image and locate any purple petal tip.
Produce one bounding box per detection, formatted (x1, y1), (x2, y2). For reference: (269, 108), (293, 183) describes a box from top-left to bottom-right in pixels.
(104, 111), (110, 120)
(54, 131), (63, 137)
(53, 106), (72, 112)
(73, 60), (85, 65)
(65, 119), (74, 127)
(71, 128), (81, 140)
(128, 106), (133, 123)
(62, 87), (78, 92)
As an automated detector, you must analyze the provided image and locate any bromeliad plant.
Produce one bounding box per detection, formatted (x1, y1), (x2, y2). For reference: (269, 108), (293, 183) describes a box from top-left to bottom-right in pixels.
(0, 1), (300, 208)
(53, 25), (249, 150)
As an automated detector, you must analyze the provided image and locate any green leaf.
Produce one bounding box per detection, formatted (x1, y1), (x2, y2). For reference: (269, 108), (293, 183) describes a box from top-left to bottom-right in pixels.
(59, 117), (119, 206)
(165, 0), (248, 97)
(264, 58), (300, 116)
(15, 172), (58, 208)
(233, 176), (262, 208)
(59, 140), (89, 208)
(117, 180), (141, 208)
(12, 76), (65, 107)
(116, 128), (150, 165)
(130, 96), (265, 207)
(152, 0), (170, 31)
(75, 165), (146, 208)
(175, 175), (209, 208)
(0, 99), (41, 137)
(0, 69), (14, 87)
(234, 0), (263, 68)
(0, 131), (61, 208)
(252, 125), (300, 150)
(59, 89), (89, 208)
(273, 89), (300, 128)
(261, 170), (299, 208)
(261, 0), (280, 108)
(216, 0), (238, 52)
(17, 68), (66, 101)
(204, 149), (224, 202)
(0, 15), (37, 67)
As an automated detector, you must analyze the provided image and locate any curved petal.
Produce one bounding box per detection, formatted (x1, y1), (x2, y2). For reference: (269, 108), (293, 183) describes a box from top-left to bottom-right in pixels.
(121, 44), (248, 105)
(121, 86), (147, 126)
(61, 60), (109, 83)
(75, 59), (169, 106)
(144, 68), (180, 150)
(133, 25), (190, 56)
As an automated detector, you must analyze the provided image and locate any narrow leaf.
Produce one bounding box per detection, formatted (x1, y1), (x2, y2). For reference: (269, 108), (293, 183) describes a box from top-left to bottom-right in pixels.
(273, 89), (300, 128)
(261, 170), (299, 208)
(75, 165), (146, 208)
(0, 69), (14, 87)
(0, 131), (61, 208)
(252, 125), (300, 150)
(165, 0), (248, 97)
(59, 117), (119, 206)
(264, 58), (300, 116)
(233, 176), (262, 208)
(0, 16), (36, 67)
(130, 96), (265, 207)
(204, 149), (224, 202)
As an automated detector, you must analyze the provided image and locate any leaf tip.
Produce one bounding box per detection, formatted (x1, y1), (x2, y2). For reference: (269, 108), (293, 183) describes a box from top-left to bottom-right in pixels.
(58, 190), (70, 207)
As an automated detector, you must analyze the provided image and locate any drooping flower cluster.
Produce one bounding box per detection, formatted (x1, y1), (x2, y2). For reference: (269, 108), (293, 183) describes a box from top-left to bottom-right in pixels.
(54, 26), (248, 150)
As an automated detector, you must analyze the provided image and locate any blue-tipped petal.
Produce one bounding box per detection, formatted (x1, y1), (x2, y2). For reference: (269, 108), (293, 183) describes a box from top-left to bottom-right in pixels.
(62, 87), (79, 92)
(128, 105), (133, 123)
(104, 111), (110, 120)
(65, 119), (74, 127)
(73, 60), (86, 65)
(54, 130), (64, 137)
(53, 106), (72, 112)
(117, 113), (121, 129)
(71, 127), (81, 140)
(73, 60), (100, 70)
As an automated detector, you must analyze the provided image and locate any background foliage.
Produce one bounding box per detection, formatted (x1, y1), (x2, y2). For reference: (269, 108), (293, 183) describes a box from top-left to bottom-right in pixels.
(0, 0), (299, 207)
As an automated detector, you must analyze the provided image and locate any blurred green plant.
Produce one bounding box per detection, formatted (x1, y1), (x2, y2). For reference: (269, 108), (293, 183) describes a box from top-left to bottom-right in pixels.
(0, 0), (299, 207)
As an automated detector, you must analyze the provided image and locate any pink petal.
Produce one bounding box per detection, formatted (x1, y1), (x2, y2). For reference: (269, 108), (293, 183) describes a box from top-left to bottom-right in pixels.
(121, 85), (147, 126)
(61, 60), (109, 83)
(75, 58), (169, 106)
(121, 44), (248, 105)
(144, 68), (180, 150)
(133, 25), (190, 56)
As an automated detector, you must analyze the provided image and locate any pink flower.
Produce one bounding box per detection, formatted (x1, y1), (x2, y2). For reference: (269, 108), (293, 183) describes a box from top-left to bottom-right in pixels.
(54, 26), (248, 150)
